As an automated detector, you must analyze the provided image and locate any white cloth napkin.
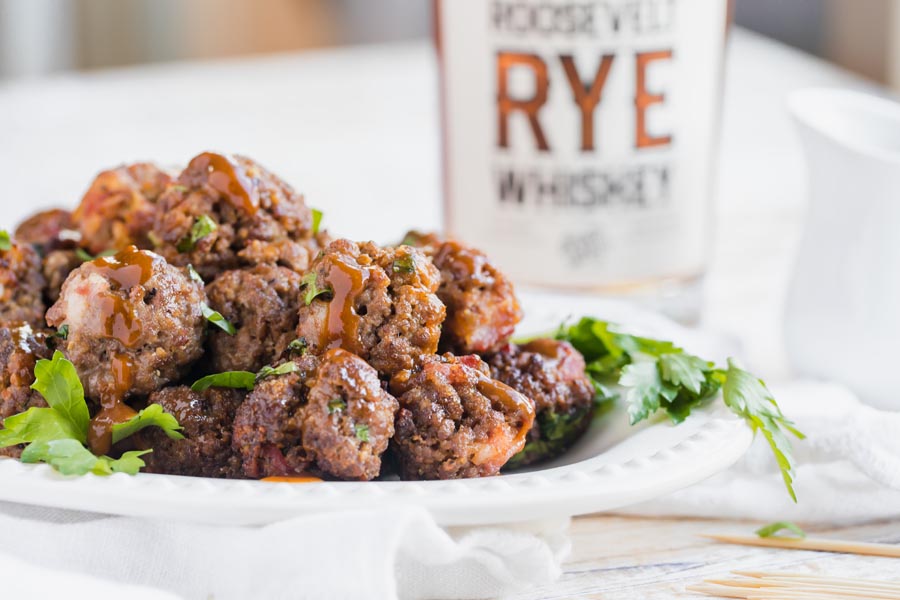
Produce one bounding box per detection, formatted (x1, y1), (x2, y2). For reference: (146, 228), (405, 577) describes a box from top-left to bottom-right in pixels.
(624, 379), (900, 524)
(0, 504), (570, 600)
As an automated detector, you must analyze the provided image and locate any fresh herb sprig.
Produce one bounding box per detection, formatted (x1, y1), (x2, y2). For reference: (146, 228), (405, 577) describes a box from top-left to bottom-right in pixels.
(0, 230), (12, 251)
(0, 352), (183, 476)
(311, 208), (323, 235)
(551, 317), (805, 501)
(191, 361), (299, 392)
(177, 215), (218, 253)
(756, 521), (806, 538)
(300, 272), (331, 305)
(201, 303), (236, 335)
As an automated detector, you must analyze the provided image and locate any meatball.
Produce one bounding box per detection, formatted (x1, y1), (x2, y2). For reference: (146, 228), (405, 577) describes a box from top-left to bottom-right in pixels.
(204, 265), (304, 373)
(72, 163), (173, 255)
(153, 152), (314, 280)
(404, 231), (522, 355)
(14, 209), (78, 255)
(42, 250), (82, 304)
(391, 353), (535, 480)
(0, 324), (52, 458)
(232, 349), (398, 481)
(138, 386), (245, 478)
(45, 246), (206, 402)
(487, 339), (596, 467)
(295, 239), (445, 378)
(0, 237), (47, 328)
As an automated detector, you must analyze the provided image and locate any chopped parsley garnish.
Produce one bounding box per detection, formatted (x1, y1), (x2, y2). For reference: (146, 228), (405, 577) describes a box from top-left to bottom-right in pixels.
(756, 521), (806, 539)
(170, 184), (189, 193)
(177, 215), (218, 253)
(201, 303), (236, 335)
(311, 208), (323, 235)
(0, 351), (181, 476)
(111, 404), (184, 445)
(75, 248), (117, 262)
(287, 338), (308, 355)
(0, 230), (11, 251)
(300, 272), (331, 305)
(186, 264), (204, 285)
(191, 361), (299, 392)
(392, 255), (416, 274)
(328, 398), (346, 414)
(549, 317), (804, 501)
(354, 423), (369, 442)
(54, 324), (70, 340)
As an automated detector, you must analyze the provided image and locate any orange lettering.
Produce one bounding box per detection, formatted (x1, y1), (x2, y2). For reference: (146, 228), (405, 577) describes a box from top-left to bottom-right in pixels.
(561, 54), (615, 152)
(497, 52), (550, 151)
(635, 50), (673, 149)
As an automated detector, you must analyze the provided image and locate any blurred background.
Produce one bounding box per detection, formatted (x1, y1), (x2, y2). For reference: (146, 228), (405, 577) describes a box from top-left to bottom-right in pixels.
(1, 0), (900, 88)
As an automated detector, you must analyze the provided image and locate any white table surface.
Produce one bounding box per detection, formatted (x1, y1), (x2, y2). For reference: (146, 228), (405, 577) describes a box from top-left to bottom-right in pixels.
(0, 28), (888, 599)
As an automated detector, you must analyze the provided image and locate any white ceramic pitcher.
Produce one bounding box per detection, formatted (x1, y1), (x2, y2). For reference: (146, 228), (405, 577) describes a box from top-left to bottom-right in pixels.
(785, 89), (900, 409)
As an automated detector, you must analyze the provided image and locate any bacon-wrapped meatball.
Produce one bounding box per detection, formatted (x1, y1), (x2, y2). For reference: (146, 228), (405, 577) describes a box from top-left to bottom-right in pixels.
(72, 163), (173, 255)
(204, 265), (304, 373)
(487, 339), (596, 467)
(232, 349), (398, 481)
(295, 239), (445, 378)
(403, 231), (522, 355)
(139, 386), (245, 478)
(391, 353), (535, 480)
(153, 152), (315, 280)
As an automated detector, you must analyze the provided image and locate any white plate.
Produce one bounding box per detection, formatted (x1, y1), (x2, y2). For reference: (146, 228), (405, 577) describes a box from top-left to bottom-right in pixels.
(0, 293), (753, 525)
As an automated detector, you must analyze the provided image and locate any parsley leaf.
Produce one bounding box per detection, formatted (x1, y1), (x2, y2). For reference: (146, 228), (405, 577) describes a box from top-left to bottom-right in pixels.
(54, 324), (69, 340)
(111, 404), (185, 444)
(256, 362), (299, 382)
(191, 371), (256, 392)
(177, 215), (218, 253)
(20, 440), (151, 476)
(549, 317), (804, 501)
(287, 338), (308, 355)
(311, 208), (323, 235)
(354, 424), (369, 442)
(201, 303), (236, 335)
(186, 264), (205, 285)
(328, 398), (346, 414)
(0, 230), (11, 251)
(300, 272), (331, 305)
(392, 255), (416, 274)
(191, 362), (299, 392)
(75, 248), (117, 262)
(30, 351), (90, 442)
(0, 352), (182, 477)
(756, 521), (806, 538)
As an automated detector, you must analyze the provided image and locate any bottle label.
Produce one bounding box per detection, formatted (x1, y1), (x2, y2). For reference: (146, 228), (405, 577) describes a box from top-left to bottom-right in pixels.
(439, 0), (728, 287)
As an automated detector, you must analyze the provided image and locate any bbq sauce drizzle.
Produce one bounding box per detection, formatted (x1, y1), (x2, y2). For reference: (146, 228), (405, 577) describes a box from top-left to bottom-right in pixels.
(319, 257), (370, 356)
(86, 246), (154, 454)
(189, 152), (259, 215)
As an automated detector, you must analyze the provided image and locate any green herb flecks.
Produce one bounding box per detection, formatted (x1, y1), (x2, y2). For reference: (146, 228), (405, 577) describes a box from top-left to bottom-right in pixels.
(191, 361), (299, 393)
(311, 209), (323, 235)
(392, 255), (416, 274)
(53, 324), (70, 340)
(756, 521), (806, 539)
(0, 230), (11, 251)
(300, 272), (331, 305)
(354, 424), (369, 442)
(75, 248), (117, 262)
(287, 338), (308, 355)
(177, 215), (218, 253)
(328, 398), (346, 414)
(201, 303), (236, 335)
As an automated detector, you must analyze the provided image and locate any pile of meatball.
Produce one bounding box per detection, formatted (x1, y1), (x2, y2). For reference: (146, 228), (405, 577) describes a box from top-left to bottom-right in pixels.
(0, 152), (596, 481)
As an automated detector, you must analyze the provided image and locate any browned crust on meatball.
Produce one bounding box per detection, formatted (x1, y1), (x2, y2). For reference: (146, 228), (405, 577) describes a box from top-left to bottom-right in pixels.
(232, 350), (398, 481)
(391, 354), (535, 480)
(301, 348), (398, 481)
(204, 265), (304, 373)
(72, 163), (173, 255)
(45, 247), (206, 401)
(139, 386), (245, 478)
(154, 153), (313, 280)
(42, 249), (82, 305)
(0, 240), (47, 329)
(404, 232), (522, 355)
(295, 239), (445, 378)
(14, 209), (77, 255)
(487, 339), (596, 463)
(0, 324), (52, 458)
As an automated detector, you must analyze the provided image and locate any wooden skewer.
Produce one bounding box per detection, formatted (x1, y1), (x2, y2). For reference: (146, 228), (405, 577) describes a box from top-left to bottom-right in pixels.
(688, 572), (900, 600)
(702, 533), (900, 558)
